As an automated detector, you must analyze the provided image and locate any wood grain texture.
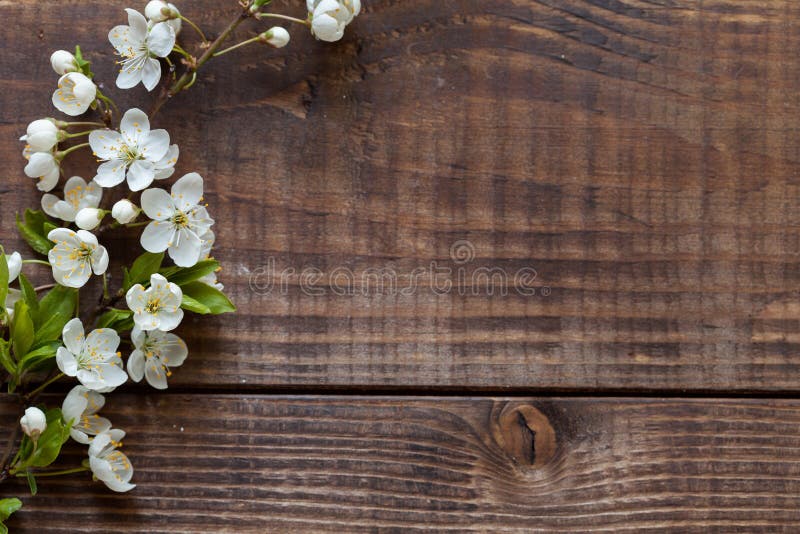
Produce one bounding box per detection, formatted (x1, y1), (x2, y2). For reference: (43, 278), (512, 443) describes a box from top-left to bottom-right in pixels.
(2, 0), (800, 390)
(1, 395), (799, 532)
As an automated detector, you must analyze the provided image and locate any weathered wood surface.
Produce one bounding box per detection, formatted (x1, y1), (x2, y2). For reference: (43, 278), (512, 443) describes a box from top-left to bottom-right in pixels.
(1, 395), (798, 532)
(1, 0), (800, 391)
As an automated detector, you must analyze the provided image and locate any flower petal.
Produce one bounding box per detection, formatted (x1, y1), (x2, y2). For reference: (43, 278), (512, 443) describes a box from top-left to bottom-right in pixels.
(169, 227), (202, 267)
(144, 360), (169, 389)
(125, 8), (148, 40)
(171, 172), (203, 211)
(91, 245), (110, 275)
(94, 159), (127, 188)
(85, 328), (120, 357)
(140, 221), (174, 253)
(141, 57), (162, 92)
(147, 22), (176, 57)
(127, 349), (145, 382)
(140, 129), (170, 162)
(89, 130), (123, 160)
(127, 159), (156, 191)
(140, 187), (174, 220)
(56, 346), (79, 376)
(120, 108), (150, 144)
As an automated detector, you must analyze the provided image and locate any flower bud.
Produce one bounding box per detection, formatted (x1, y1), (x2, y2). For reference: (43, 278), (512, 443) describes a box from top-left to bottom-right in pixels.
(50, 50), (78, 75)
(20, 119), (59, 152)
(146, 0), (180, 21)
(20, 407), (47, 440)
(75, 207), (105, 230)
(261, 27), (290, 48)
(111, 199), (140, 224)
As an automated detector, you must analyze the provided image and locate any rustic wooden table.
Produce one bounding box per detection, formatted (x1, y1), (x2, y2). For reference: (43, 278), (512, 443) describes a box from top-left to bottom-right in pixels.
(2, 0), (800, 531)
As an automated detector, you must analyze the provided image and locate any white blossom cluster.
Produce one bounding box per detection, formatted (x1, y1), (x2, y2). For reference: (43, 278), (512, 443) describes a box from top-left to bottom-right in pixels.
(6, 0), (361, 502)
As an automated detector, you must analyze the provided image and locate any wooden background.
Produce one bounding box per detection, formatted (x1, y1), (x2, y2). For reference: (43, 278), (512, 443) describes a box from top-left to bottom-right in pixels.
(2, 0), (800, 531)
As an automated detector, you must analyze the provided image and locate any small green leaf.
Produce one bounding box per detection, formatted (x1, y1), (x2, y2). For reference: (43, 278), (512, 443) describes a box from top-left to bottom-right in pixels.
(0, 498), (22, 522)
(0, 245), (8, 310)
(160, 259), (219, 287)
(35, 285), (78, 328)
(95, 309), (134, 332)
(17, 273), (38, 317)
(180, 294), (210, 314)
(19, 342), (59, 373)
(16, 212), (53, 256)
(125, 252), (164, 290)
(11, 301), (34, 360)
(181, 282), (236, 315)
(25, 470), (37, 496)
(42, 222), (58, 237)
(0, 340), (15, 378)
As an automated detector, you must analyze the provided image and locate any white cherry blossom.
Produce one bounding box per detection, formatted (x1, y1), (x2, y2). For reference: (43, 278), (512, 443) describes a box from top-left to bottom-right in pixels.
(89, 108), (171, 191)
(56, 318), (127, 392)
(24, 151), (60, 192)
(52, 72), (97, 116)
(140, 173), (214, 267)
(50, 50), (78, 75)
(263, 27), (290, 48)
(20, 119), (60, 152)
(145, 1), (181, 34)
(62, 385), (113, 444)
(89, 429), (135, 492)
(111, 199), (140, 224)
(127, 326), (188, 389)
(75, 208), (105, 231)
(20, 407), (47, 439)
(41, 176), (102, 222)
(308, 0), (361, 42)
(47, 228), (109, 288)
(126, 273), (184, 331)
(153, 144), (179, 180)
(109, 8), (175, 91)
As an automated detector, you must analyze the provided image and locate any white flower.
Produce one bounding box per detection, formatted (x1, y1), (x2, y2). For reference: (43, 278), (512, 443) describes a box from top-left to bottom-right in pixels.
(111, 199), (140, 224)
(52, 72), (97, 116)
(23, 151), (60, 192)
(140, 173), (214, 267)
(89, 429), (135, 492)
(50, 50), (78, 75)
(145, 0), (181, 34)
(5, 251), (21, 284)
(20, 407), (47, 439)
(47, 228), (109, 288)
(41, 176), (102, 222)
(20, 119), (60, 152)
(263, 27), (290, 48)
(62, 385), (112, 444)
(56, 318), (127, 391)
(127, 326), (188, 389)
(75, 208), (105, 231)
(88, 108), (172, 191)
(110, 8), (175, 91)
(308, 0), (361, 42)
(126, 273), (184, 331)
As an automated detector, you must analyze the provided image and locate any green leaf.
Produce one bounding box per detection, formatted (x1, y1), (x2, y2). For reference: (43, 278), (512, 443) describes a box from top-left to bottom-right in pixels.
(0, 340), (15, 377)
(74, 45), (93, 78)
(25, 470), (37, 496)
(95, 309), (133, 332)
(19, 342), (59, 373)
(11, 301), (34, 360)
(34, 285), (77, 343)
(181, 282), (236, 315)
(160, 259), (219, 287)
(22, 408), (71, 469)
(124, 251), (164, 290)
(17, 273), (38, 317)
(180, 294), (210, 315)
(0, 498), (21, 522)
(42, 222), (58, 237)
(16, 211), (53, 256)
(0, 245), (8, 311)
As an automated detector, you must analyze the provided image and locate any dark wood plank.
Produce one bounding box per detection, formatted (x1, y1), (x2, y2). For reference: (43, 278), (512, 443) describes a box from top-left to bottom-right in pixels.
(2, 395), (800, 532)
(2, 0), (800, 390)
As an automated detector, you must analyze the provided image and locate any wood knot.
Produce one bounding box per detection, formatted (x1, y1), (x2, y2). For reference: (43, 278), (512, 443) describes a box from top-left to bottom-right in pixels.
(492, 402), (557, 469)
